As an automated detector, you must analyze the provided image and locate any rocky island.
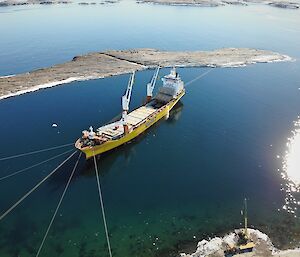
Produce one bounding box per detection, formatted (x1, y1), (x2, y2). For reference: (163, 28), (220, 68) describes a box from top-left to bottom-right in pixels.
(0, 0), (298, 8)
(0, 48), (292, 100)
(268, 1), (299, 8)
(0, 0), (120, 6)
(0, 0), (71, 6)
(78, 0), (119, 5)
(137, 0), (224, 7)
(137, 0), (300, 9)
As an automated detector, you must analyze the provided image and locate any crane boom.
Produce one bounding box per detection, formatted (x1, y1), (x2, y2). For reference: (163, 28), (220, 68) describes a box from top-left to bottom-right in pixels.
(122, 71), (135, 111)
(147, 67), (160, 100)
(122, 72), (135, 134)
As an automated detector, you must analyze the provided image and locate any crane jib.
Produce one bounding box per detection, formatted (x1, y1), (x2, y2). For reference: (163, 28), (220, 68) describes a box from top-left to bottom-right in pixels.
(147, 67), (160, 97)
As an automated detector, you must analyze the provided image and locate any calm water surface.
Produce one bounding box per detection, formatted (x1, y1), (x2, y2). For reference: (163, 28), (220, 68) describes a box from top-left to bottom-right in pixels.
(0, 2), (300, 257)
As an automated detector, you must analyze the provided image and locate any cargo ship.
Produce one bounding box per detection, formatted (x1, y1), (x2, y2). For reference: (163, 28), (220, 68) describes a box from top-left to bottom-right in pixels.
(75, 67), (185, 159)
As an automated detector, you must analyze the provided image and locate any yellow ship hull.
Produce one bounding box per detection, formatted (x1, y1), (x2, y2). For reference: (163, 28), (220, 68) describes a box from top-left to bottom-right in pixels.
(76, 90), (185, 159)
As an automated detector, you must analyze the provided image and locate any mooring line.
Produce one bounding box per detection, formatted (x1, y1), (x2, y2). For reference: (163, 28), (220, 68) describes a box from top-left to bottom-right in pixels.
(185, 68), (214, 87)
(0, 143), (74, 161)
(35, 152), (81, 257)
(0, 151), (77, 222)
(93, 154), (113, 257)
(0, 149), (74, 182)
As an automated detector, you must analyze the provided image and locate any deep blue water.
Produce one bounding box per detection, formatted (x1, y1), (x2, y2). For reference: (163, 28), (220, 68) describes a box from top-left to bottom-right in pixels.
(0, 1), (300, 75)
(0, 2), (300, 257)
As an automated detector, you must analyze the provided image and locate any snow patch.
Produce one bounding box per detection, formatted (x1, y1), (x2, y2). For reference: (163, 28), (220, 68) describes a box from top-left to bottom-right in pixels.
(0, 76), (100, 100)
(0, 74), (16, 78)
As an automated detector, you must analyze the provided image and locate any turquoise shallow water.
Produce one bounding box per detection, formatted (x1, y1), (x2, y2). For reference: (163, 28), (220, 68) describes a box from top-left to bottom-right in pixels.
(0, 2), (300, 257)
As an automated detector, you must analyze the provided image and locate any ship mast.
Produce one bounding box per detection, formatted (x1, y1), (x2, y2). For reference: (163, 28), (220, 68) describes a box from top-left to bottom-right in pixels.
(146, 67), (160, 102)
(244, 198), (248, 238)
(122, 71), (135, 135)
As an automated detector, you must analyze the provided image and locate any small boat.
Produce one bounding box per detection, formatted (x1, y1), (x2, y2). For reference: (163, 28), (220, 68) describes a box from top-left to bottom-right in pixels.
(75, 67), (185, 159)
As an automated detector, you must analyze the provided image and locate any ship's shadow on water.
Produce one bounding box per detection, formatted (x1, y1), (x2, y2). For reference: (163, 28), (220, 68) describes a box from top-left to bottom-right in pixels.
(79, 101), (184, 177)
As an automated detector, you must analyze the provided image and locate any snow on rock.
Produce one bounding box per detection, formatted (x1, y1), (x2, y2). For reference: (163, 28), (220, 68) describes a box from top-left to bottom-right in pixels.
(180, 229), (274, 257)
(180, 228), (300, 257)
(180, 236), (226, 257)
(196, 237), (223, 256)
(223, 232), (237, 246)
(248, 228), (270, 242)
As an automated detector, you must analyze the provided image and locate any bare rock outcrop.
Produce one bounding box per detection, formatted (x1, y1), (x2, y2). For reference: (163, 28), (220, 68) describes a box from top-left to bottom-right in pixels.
(180, 229), (300, 257)
(0, 48), (292, 100)
(137, 0), (300, 9)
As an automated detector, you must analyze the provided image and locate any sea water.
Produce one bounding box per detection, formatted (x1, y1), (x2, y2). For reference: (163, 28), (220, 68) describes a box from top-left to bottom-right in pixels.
(0, 2), (300, 256)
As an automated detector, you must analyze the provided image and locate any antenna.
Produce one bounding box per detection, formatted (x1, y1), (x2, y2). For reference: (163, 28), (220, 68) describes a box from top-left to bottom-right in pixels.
(244, 198), (248, 238)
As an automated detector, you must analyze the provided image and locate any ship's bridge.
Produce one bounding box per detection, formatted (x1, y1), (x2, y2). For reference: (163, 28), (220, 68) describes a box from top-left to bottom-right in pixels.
(156, 68), (184, 103)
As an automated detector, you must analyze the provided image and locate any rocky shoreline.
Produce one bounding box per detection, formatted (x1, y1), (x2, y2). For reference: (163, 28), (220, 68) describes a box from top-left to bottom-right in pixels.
(268, 1), (299, 8)
(0, 0), (120, 7)
(0, 48), (292, 100)
(0, 0), (70, 7)
(0, 0), (298, 8)
(137, 0), (300, 9)
(180, 228), (300, 257)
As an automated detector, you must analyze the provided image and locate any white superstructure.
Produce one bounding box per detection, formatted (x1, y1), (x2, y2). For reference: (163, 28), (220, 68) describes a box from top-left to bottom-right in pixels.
(155, 67), (185, 103)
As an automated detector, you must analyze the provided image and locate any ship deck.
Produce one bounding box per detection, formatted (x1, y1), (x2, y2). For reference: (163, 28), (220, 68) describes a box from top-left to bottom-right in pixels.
(97, 105), (157, 139)
(127, 106), (156, 126)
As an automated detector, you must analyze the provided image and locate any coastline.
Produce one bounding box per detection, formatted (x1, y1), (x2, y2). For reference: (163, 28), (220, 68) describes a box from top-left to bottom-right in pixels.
(179, 228), (300, 257)
(0, 77), (82, 100)
(0, 0), (121, 6)
(0, 48), (292, 101)
(137, 0), (300, 9)
(2, 0), (298, 8)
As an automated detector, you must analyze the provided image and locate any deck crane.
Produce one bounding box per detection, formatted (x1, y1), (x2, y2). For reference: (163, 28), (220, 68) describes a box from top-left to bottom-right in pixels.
(121, 71), (135, 134)
(146, 67), (160, 102)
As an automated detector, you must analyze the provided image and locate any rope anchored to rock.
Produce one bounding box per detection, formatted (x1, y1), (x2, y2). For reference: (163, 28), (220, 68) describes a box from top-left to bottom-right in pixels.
(93, 153), (113, 257)
(35, 152), (82, 257)
(185, 68), (214, 87)
(0, 151), (77, 222)
(0, 142), (74, 161)
(0, 148), (74, 182)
